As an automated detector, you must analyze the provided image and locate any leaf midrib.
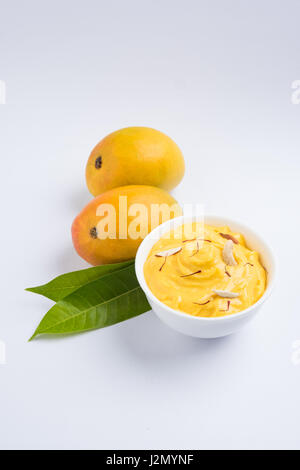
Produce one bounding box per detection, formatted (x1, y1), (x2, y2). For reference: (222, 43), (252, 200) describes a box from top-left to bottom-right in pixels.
(29, 262), (135, 293)
(36, 285), (143, 335)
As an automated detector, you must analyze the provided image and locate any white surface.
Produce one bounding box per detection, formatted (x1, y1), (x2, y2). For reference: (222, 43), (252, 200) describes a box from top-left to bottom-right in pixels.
(0, 0), (300, 450)
(135, 215), (276, 338)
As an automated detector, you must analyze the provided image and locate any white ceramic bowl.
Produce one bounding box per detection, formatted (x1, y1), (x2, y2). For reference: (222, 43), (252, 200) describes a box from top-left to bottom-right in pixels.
(135, 215), (276, 338)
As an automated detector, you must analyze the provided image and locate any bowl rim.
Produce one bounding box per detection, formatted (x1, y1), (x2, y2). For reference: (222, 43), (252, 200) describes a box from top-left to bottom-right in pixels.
(135, 214), (276, 322)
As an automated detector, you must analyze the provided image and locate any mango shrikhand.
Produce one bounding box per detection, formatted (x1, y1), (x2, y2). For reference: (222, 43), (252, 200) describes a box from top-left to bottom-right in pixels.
(144, 223), (267, 317)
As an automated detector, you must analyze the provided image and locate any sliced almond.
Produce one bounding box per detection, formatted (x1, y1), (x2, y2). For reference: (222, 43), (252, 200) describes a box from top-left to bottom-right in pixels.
(222, 240), (237, 266)
(213, 289), (240, 298)
(155, 247), (182, 257)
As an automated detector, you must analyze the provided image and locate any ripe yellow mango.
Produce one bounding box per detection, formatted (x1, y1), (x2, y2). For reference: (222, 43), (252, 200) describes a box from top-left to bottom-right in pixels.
(86, 127), (185, 196)
(72, 185), (182, 265)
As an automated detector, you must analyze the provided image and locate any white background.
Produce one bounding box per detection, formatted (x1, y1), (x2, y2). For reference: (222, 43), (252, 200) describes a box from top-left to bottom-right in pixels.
(1, 0), (300, 450)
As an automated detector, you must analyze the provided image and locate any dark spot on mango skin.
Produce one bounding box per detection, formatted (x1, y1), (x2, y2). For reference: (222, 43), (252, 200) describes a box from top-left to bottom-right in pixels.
(95, 156), (102, 169)
(90, 227), (98, 239)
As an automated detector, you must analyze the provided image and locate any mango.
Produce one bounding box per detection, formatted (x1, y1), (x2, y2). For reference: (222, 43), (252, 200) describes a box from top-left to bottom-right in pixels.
(86, 127), (185, 196)
(72, 185), (182, 265)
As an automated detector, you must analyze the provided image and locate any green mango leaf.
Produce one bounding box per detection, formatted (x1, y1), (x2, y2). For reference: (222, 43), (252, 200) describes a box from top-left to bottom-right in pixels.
(26, 260), (134, 301)
(29, 264), (150, 340)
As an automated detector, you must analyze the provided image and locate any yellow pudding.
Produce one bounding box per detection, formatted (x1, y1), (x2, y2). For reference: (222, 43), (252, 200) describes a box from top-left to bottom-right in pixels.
(144, 223), (267, 317)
